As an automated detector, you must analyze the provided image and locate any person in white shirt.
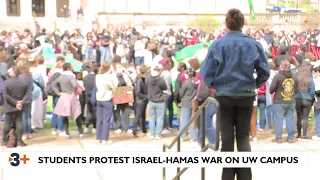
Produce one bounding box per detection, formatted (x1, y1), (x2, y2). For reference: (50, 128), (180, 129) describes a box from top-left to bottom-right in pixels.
(134, 36), (145, 66)
(95, 62), (118, 144)
(168, 30), (176, 49)
(116, 43), (129, 63)
(144, 46), (153, 67)
(159, 59), (174, 134)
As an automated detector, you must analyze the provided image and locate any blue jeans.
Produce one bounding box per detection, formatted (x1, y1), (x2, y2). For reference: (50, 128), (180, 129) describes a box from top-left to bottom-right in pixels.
(148, 101), (166, 137)
(314, 109), (320, 137)
(96, 100), (113, 141)
(198, 103), (216, 144)
(258, 94), (267, 129)
(22, 103), (32, 134)
(180, 107), (197, 140)
(164, 95), (174, 128)
(85, 47), (94, 61)
(273, 103), (295, 140)
(99, 46), (110, 65)
(135, 57), (144, 66)
(266, 105), (274, 129)
(51, 96), (64, 131)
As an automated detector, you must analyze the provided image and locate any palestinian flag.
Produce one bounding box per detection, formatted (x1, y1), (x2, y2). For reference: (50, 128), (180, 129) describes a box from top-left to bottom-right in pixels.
(248, 0), (256, 20)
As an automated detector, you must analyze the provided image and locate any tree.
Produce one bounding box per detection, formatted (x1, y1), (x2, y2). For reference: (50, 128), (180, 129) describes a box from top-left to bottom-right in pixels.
(188, 15), (221, 33)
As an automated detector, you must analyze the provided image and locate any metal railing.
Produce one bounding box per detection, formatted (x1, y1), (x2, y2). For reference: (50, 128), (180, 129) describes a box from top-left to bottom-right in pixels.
(162, 97), (220, 180)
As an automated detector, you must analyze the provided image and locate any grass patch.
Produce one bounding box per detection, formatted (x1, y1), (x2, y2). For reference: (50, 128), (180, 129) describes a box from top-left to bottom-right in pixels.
(46, 96), (53, 112)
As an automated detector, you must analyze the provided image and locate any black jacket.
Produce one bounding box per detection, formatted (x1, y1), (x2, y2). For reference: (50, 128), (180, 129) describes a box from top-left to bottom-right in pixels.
(146, 75), (167, 102)
(173, 73), (182, 103)
(83, 74), (96, 100)
(270, 70), (298, 104)
(134, 77), (148, 104)
(3, 77), (29, 113)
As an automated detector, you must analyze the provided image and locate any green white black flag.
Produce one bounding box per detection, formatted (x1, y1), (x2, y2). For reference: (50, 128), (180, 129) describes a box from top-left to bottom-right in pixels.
(248, 0), (256, 20)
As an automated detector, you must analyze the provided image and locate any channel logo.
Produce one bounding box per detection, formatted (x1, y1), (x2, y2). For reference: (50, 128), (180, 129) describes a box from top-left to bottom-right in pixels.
(8, 153), (30, 167)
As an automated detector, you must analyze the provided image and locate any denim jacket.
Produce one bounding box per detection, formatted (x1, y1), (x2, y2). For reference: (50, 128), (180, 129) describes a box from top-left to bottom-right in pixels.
(32, 70), (45, 100)
(295, 79), (315, 101)
(200, 31), (270, 96)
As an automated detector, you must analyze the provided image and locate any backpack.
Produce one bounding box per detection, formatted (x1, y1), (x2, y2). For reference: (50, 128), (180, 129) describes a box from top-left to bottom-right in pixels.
(6, 129), (16, 148)
(46, 72), (61, 96)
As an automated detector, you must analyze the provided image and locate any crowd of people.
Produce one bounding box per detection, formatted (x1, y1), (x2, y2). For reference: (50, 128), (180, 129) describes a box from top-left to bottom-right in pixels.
(2, 7), (320, 180)
(0, 8), (320, 154)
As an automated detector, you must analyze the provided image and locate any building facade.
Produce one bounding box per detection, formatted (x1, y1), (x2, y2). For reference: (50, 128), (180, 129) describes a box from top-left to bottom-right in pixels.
(0, 0), (266, 31)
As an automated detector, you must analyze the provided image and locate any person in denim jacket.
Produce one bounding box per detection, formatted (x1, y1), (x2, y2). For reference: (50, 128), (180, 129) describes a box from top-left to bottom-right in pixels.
(200, 9), (269, 180)
(295, 61), (315, 140)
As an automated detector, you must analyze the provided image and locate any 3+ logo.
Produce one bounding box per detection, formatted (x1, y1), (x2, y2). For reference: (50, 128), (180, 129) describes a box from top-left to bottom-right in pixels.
(8, 153), (30, 167)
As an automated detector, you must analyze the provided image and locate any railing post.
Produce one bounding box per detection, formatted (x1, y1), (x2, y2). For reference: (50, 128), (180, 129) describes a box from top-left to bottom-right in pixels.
(201, 107), (206, 150)
(177, 138), (181, 180)
(161, 97), (219, 180)
(163, 146), (166, 180)
(201, 107), (206, 180)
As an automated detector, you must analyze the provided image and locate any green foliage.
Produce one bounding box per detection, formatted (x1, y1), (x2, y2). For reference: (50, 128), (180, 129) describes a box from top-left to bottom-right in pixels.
(188, 15), (221, 33)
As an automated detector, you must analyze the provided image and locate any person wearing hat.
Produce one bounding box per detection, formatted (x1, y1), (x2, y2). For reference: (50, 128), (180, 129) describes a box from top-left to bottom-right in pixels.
(179, 69), (200, 142)
(146, 64), (167, 139)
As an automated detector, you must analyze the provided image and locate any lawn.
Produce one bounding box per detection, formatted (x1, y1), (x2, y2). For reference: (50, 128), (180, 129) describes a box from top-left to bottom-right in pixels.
(45, 96), (315, 131)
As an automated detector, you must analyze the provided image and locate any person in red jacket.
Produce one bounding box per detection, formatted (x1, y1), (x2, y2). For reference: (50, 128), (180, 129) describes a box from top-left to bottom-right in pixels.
(180, 58), (201, 84)
(184, 29), (199, 46)
(258, 83), (267, 131)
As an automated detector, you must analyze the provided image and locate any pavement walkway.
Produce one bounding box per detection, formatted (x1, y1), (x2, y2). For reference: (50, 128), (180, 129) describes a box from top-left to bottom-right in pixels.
(0, 124), (319, 180)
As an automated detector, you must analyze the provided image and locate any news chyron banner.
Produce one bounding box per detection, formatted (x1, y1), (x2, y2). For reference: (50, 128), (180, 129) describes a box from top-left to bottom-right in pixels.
(0, 152), (310, 168)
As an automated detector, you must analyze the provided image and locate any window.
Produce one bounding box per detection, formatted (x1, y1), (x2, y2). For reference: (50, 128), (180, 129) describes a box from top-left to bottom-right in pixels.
(56, 0), (69, 17)
(32, 0), (45, 17)
(7, 0), (20, 16)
